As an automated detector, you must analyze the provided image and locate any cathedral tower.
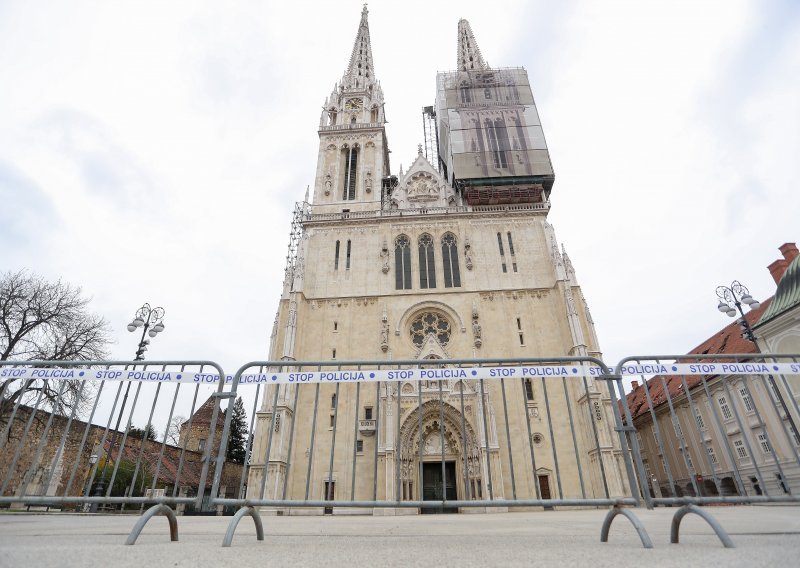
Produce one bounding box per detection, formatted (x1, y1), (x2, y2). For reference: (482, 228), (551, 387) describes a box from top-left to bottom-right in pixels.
(248, 9), (626, 513)
(437, 19), (555, 205)
(313, 5), (389, 214)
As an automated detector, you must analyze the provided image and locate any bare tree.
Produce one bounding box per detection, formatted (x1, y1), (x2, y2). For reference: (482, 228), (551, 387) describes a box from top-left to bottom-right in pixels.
(164, 415), (187, 446)
(0, 270), (112, 418)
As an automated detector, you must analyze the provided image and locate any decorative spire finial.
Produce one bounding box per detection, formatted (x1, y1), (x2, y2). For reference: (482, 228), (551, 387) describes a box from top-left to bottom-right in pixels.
(418, 143), (423, 155)
(457, 19), (487, 71)
(342, 6), (376, 90)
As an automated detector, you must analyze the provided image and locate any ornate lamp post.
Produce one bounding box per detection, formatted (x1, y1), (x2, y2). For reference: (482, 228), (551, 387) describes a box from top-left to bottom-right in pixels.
(715, 281), (800, 451)
(716, 280), (761, 346)
(90, 304), (165, 512)
(127, 304), (166, 360)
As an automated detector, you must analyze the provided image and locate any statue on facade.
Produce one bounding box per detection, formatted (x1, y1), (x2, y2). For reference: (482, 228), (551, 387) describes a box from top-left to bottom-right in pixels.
(472, 305), (482, 348)
(380, 239), (389, 273)
(380, 307), (389, 352)
(365, 170), (373, 194)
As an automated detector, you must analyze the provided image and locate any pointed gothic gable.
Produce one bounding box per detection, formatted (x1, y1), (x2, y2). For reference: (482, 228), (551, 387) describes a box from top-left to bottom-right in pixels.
(417, 332), (450, 359)
(390, 150), (459, 210)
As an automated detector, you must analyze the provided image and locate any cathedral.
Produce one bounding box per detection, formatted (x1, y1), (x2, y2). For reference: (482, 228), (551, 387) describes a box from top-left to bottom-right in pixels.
(248, 7), (627, 513)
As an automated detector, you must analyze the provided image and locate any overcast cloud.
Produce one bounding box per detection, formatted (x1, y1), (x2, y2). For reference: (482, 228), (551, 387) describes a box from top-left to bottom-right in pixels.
(1, 0), (798, 378)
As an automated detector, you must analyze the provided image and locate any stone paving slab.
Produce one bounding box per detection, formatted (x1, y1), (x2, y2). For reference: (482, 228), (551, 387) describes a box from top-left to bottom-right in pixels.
(1, 506), (799, 567)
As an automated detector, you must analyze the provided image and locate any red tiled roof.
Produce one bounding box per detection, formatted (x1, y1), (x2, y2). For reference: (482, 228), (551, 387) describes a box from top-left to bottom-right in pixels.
(624, 297), (772, 421)
(182, 395), (225, 427)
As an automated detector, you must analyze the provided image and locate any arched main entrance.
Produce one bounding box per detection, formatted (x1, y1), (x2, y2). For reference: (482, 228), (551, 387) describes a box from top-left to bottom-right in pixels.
(397, 399), (482, 513)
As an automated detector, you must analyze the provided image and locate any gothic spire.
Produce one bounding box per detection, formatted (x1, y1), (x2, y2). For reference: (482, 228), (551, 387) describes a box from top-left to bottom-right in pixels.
(457, 19), (488, 71)
(342, 5), (376, 90)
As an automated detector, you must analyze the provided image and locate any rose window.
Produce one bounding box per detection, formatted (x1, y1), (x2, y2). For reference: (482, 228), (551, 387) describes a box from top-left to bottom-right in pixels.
(410, 312), (451, 347)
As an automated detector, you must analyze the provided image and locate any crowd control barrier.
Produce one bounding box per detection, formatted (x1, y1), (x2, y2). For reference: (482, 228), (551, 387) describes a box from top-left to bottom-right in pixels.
(213, 356), (651, 547)
(3, 354), (800, 549)
(0, 359), (231, 544)
(617, 353), (800, 548)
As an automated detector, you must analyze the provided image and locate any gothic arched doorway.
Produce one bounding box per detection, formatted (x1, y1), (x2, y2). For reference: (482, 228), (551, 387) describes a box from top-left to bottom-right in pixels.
(398, 400), (481, 514)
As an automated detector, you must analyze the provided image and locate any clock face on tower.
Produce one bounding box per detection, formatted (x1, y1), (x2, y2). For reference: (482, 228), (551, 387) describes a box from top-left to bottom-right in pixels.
(345, 98), (363, 111)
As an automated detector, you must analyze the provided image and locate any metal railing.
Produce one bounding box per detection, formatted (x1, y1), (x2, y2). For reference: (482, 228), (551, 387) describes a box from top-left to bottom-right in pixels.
(616, 353), (800, 547)
(0, 359), (231, 544)
(2, 353), (799, 549)
(212, 356), (650, 547)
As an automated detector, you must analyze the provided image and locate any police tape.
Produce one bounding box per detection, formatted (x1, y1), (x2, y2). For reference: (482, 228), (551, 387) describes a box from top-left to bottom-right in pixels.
(1, 362), (798, 385)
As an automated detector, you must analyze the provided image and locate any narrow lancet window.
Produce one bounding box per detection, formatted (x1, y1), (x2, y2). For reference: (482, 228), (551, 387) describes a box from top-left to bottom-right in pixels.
(507, 231), (517, 272)
(395, 235), (412, 290)
(342, 146), (358, 200)
(497, 232), (507, 273)
(346, 239), (352, 269)
(441, 233), (461, 288)
(460, 83), (472, 103)
(497, 118), (509, 168)
(487, 119), (508, 168)
(334, 240), (340, 270)
(418, 234), (436, 289)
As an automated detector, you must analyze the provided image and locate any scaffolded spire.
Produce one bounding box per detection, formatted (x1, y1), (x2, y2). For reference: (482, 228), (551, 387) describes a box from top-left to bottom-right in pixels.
(342, 4), (376, 89)
(457, 19), (488, 71)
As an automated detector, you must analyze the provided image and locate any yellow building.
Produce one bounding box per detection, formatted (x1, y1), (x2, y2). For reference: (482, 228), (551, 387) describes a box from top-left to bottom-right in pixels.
(248, 8), (627, 514)
(626, 244), (800, 499)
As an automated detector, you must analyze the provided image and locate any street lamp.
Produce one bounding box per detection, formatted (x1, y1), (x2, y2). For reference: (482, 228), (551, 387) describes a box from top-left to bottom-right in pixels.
(127, 304), (166, 360)
(91, 303), (165, 512)
(715, 280), (800, 455)
(716, 281), (761, 344)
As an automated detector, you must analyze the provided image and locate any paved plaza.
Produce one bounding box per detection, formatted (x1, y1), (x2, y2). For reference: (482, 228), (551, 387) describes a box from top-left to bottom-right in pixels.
(1, 506), (799, 567)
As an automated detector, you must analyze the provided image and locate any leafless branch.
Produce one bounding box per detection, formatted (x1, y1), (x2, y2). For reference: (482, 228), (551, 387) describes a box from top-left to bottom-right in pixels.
(0, 270), (111, 419)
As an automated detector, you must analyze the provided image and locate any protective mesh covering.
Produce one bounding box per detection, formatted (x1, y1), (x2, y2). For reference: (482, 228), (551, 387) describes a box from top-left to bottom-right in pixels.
(436, 68), (554, 198)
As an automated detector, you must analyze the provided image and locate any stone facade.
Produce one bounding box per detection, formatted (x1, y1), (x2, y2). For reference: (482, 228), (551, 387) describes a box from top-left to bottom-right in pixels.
(247, 9), (627, 514)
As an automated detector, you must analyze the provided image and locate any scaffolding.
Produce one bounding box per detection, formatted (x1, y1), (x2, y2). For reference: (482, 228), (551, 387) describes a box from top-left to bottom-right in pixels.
(421, 105), (440, 174)
(283, 197), (310, 293)
(381, 175), (398, 210)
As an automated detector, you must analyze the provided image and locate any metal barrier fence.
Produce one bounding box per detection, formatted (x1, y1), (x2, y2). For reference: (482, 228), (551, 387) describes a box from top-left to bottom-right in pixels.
(0, 359), (231, 543)
(617, 353), (800, 547)
(213, 356), (649, 547)
(2, 354), (800, 549)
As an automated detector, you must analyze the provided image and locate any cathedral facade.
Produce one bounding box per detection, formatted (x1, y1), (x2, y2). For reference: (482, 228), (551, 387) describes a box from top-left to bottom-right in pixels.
(247, 8), (627, 513)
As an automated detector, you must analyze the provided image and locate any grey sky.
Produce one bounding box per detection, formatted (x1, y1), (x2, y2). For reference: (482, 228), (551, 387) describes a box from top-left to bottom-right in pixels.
(1, 0), (798, 379)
